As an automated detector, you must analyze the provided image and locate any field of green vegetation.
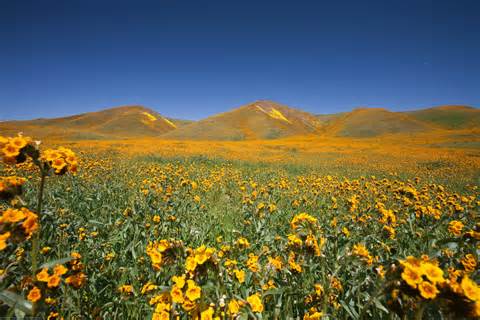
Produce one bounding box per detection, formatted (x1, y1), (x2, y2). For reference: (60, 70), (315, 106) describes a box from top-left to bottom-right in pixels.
(0, 135), (479, 319)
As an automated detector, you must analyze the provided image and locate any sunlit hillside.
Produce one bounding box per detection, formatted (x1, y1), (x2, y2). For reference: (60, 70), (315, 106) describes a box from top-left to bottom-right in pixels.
(0, 106), (192, 140)
(162, 100), (323, 140)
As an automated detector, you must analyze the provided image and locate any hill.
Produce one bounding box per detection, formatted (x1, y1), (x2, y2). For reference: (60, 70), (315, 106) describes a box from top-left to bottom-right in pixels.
(162, 100), (323, 140)
(405, 105), (480, 130)
(320, 107), (432, 137)
(0, 106), (191, 139)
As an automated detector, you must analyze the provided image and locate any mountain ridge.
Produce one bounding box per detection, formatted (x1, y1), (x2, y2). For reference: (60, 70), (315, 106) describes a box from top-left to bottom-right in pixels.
(0, 102), (478, 140)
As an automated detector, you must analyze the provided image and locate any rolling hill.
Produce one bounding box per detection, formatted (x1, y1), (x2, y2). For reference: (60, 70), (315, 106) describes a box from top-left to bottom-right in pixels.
(0, 105), (192, 139)
(405, 105), (480, 130)
(320, 107), (432, 137)
(162, 100), (323, 140)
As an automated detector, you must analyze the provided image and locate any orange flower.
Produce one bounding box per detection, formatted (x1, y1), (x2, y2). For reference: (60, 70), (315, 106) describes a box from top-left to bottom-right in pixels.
(1, 208), (26, 223)
(53, 264), (68, 276)
(27, 287), (42, 302)
(47, 275), (61, 288)
(0, 231), (11, 251)
(36, 268), (50, 282)
(65, 272), (87, 288)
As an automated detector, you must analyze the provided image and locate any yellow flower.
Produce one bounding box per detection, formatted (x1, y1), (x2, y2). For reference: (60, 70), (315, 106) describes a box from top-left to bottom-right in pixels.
(290, 212), (317, 230)
(157, 240), (170, 252)
(236, 237), (250, 248)
(200, 307), (214, 320)
(185, 280), (201, 301)
(234, 269), (245, 283)
(170, 285), (184, 304)
(401, 266), (423, 288)
(52, 158), (67, 174)
(461, 276), (480, 301)
(342, 227), (350, 237)
(27, 286), (42, 302)
(172, 275), (186, 289)
(118, 284), (133, 294)
(10, 136), (29, 149)
(247, 253), (260, 273)
(267, 256), (283, 271)
(247, 293), (264, 313)
(448, 220), (464, 236)
(287, 234), (303, 246)
(41, 246), (52, 254)
(420, 262), (444, 284)
(185, 256), (197, 272)
(141, 282), (158, 294)
(461, 254), (477, 273)
(152, 311), (170, 320)
(228, 299), (240, 315)
(194, 245), (210, 265)
(418, 281), (438, 299)
(47, 311), (59, 320)
(288, 251), (302, 273)
(2, 143), (20, 158)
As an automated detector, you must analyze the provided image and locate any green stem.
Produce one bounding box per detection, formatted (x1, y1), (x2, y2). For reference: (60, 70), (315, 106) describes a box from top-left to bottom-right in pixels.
(31, 167), (46, 274)
(414, 302), (427, 320)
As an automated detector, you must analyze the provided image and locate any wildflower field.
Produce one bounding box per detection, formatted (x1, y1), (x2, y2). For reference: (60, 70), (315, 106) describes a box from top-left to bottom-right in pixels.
(0, 134), (479, 319)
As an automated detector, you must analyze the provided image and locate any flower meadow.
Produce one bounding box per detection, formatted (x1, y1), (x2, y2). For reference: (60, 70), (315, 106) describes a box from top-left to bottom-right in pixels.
(0, 134), (479, 319)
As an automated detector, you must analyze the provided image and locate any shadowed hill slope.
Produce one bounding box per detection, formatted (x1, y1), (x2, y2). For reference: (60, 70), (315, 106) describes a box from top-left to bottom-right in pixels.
(321, 108), (432, 137)
(405, 105), (480, 130)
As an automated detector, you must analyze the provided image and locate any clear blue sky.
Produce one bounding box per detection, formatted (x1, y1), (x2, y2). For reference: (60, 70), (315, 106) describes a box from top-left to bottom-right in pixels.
(1, 0), (479, 120)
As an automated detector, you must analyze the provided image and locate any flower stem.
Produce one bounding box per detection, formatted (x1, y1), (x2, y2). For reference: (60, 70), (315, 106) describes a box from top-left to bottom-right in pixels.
(31, 167), (46, 275)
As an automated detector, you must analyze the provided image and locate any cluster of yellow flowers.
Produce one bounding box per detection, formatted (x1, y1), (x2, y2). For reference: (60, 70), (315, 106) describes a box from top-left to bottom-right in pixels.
(0, 207), (38, 250)
(288, 213), (325, 259)
(352, 243), (374, 265)
(27, 252), (87, 310)
(0, 133), (83, 318)
(387, 255), (480, 318)
(41, 147), (78, 175)
(143, 236), (268, 318)
(0, 176), (26, 200)
(0, 134), (32, 164)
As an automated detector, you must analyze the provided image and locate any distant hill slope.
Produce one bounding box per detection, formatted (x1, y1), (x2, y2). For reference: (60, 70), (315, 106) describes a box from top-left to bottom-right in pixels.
(0, 106), (192, 139)
(162, 100), (323, 140)
(320, 108), (432, 137)
(405, 105), (480, 130)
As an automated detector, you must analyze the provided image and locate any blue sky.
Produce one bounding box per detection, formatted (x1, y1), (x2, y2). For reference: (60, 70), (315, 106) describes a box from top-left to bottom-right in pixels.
(1, 0), (479, 120)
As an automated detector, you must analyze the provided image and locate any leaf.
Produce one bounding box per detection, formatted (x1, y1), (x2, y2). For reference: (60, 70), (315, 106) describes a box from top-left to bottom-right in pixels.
(39, 257), (73, 269)
(0, 290), (33, 315)
(374, 298), (389, 314)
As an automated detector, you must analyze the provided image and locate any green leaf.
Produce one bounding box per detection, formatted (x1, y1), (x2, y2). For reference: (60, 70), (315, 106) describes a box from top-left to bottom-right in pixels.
(0, 290), (33, 315)
(39, 257), (73, 269)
